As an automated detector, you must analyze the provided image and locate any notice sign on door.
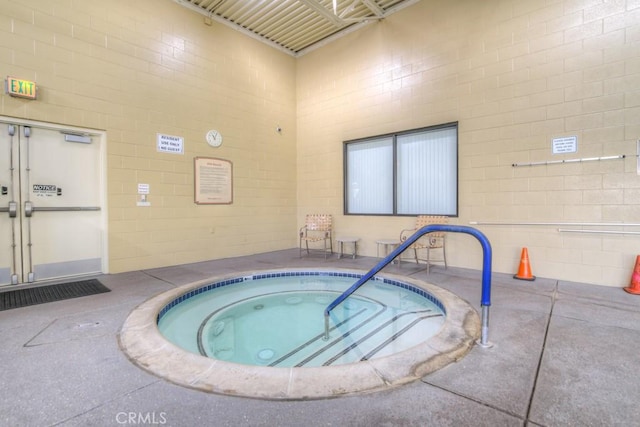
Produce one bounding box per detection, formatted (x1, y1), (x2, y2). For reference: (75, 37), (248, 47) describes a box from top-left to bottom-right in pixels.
(157, 133), (184, 154)
(33, 184), (57, 197)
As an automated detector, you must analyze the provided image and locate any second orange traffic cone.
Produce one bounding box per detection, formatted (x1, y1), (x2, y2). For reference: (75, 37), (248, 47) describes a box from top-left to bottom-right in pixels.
(514, 247), (536, 281)
(623, 255), (640, 295)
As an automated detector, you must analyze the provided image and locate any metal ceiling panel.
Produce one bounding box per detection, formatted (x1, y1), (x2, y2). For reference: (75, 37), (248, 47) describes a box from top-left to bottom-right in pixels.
(174, 0), (421, 56)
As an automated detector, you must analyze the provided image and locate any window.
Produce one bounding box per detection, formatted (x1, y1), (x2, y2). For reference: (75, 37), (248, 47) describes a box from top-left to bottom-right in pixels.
(344, 123), (458, 216)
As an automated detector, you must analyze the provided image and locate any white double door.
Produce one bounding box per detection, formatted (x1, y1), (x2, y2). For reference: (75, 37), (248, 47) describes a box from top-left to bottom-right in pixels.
(0, 120), (106, 286)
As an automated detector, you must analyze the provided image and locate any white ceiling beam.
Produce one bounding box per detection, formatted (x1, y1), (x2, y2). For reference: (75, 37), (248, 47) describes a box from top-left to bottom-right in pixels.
(172, 0), (296, 56)
(297, 0), (345, 26)
(360, 0), (384, 17)
(173, 0), (423, 56)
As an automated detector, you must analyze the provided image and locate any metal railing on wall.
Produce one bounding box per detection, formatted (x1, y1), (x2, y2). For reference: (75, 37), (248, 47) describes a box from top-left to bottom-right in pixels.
(470, 221), (640, 236)
(557, 229), (640, 235)
(511, 155), (625, 168)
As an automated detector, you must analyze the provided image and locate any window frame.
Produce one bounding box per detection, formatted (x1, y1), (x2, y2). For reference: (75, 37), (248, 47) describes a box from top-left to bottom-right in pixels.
(343, 122), (459, 217)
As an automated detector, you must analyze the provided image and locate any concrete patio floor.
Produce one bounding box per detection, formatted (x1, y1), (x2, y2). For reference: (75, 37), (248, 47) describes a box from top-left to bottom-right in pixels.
(1, 248), (639, 426)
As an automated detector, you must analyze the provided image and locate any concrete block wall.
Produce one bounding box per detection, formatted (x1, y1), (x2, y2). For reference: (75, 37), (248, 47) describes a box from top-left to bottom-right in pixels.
(0, 0), (298, 273)
(296, 0), (640, 286)
(1, 0), (638, 286)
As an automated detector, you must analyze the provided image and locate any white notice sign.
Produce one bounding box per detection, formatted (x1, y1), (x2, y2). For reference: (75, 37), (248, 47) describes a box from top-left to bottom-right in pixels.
(157, 133), (184, 154)
(552, 136), (577, 154)
(138, 183), (150, 194)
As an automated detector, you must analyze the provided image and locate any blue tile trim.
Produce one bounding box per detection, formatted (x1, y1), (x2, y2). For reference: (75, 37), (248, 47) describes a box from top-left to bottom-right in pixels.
(157, 271), (445, 322)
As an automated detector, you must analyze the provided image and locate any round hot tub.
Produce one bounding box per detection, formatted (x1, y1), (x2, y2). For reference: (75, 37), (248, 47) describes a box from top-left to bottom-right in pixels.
(118, 268), (479, 400)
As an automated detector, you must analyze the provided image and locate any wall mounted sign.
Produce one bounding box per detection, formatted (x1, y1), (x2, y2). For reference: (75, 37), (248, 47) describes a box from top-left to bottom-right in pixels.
(6, 76), (37, 99)
(194, 157), (233, 205)
(137, 183), (150, 207)
(157, 133), (184, 154)
(138, 183), (150, 194)
(552, 136), (577, 154)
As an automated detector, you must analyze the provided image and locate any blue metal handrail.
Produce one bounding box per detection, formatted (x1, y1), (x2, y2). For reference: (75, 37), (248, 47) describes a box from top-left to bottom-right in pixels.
(324, 225), (494, 347)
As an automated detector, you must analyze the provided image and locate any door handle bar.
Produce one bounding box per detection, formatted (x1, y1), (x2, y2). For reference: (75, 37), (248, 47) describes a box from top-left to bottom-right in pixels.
(1, 202), (18, 217)
(32, 206), (101, 212)
(6, 204), (101, 217)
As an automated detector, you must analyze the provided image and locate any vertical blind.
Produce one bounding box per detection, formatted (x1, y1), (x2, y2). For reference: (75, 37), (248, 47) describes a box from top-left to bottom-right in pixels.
(346, 137), (394, 214)
(345, 123), (458, 216)
(397, 126), (457, 215)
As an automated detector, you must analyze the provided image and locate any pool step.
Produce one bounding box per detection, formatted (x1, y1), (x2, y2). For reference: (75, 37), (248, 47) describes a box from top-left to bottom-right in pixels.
(270, 308), (443, 367)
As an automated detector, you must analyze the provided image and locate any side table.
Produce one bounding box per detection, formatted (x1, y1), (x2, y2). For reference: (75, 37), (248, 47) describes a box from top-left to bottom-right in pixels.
(336, 236), (359, 259)
(376, 238), (401, 265)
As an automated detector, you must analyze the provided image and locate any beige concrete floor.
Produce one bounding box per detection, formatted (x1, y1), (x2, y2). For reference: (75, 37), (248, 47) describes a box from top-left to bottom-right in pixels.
(1, 248), (639, 426)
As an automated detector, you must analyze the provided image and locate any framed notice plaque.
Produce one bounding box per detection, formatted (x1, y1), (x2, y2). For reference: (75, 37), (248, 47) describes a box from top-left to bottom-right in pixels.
(194, 157), (233, 204)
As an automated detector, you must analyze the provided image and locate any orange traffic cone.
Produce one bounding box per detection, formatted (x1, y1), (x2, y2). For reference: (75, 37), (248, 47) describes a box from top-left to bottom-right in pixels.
(624, 255), (640, 295)
(514, 247), (536, 281)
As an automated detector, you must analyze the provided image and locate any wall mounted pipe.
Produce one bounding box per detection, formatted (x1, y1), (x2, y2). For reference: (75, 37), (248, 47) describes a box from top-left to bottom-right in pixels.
(558, 229), (640, 236)
(470, 221), (640, 227)
(512, 154), (625, 167)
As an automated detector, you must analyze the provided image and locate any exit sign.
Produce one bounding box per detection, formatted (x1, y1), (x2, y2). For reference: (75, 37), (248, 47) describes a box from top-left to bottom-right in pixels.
(6, 76), (37, 99)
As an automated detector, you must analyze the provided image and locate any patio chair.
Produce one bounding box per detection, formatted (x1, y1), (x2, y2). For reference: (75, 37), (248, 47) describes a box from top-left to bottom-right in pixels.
(399, 215), (448, 273)
(299, 214), (333, 259)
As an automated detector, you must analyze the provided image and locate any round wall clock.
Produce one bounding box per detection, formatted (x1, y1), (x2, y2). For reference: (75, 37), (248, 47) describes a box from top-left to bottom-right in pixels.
(206, 129), (223, 147)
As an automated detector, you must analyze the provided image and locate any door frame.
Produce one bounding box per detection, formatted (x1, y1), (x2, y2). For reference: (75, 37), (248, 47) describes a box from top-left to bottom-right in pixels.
(0, 115), (109, 281)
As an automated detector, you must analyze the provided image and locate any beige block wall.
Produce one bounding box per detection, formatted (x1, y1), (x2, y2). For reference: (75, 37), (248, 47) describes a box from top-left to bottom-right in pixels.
(1, 0), (639, 287)
(297, 0), (640, 287)
(0, 0), (298, 273)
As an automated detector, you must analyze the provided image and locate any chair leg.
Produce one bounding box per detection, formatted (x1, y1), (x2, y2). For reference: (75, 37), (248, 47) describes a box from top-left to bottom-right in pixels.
(442, 241), (447, 269)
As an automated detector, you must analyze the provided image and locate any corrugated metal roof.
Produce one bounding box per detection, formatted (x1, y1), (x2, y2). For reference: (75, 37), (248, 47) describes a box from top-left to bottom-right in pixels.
(174, 0), (421, 56)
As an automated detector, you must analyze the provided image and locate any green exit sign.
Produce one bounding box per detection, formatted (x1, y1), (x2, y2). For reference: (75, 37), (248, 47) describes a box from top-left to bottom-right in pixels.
(6, 76), (37, 99)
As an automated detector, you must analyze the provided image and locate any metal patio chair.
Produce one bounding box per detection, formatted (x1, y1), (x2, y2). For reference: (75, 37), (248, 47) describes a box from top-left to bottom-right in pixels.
(400, 215), (448, 273)
(299, 214), (333, 259)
